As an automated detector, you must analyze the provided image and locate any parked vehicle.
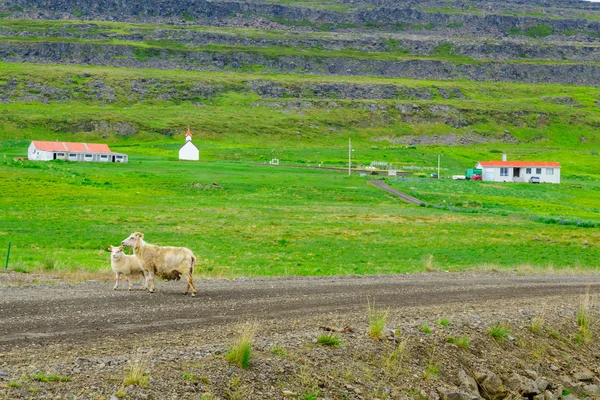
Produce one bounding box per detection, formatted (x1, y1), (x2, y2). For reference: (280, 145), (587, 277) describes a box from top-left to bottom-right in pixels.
(529, 176), (541, 183)
(470, 174), (482, 181)
(430, 173), (438, 178)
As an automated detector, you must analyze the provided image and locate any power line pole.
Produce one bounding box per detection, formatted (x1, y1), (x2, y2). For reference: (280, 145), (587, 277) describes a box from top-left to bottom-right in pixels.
(348, 138), (352, 176)
(437, 154), (441, 179)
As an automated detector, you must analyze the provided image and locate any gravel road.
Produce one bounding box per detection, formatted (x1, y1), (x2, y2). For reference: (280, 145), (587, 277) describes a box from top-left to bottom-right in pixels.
(1, 272), (599, 351)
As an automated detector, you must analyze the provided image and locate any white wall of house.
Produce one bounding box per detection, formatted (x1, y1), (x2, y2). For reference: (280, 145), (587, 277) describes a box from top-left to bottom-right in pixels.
(28, 143), (128, 163)
(28, 143), (54, 161)
(179, 142), (199, 161)
(475, 163), (560, 184)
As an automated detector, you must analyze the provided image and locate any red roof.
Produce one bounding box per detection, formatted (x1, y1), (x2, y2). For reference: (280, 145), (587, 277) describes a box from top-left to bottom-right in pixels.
(32, 141), (112, 154)
(478, 161), (560, 167)
(186, 126), (192, 137)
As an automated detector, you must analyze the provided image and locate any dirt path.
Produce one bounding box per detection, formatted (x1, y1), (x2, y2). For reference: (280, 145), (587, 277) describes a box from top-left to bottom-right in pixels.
(1, 272), (598, 350)
(367, 180), (425, 204)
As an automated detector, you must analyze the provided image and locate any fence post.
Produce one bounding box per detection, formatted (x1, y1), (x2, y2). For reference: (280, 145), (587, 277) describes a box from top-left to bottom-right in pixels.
(5, 242), (10, 270)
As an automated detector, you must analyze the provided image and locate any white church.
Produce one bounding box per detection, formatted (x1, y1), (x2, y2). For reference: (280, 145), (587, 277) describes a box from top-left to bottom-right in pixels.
(178, 127), (199, 161)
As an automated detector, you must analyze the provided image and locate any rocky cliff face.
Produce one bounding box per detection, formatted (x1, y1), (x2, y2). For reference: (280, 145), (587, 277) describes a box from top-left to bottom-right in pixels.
(1, 0), (599, 87)
(2, 41), (599, 86)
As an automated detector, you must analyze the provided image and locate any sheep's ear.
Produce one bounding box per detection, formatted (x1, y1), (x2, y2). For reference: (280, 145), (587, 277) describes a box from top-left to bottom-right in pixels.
(119, 245), (124, 250)
(108, 245), (114, 250)
(138, 233), (144, 239)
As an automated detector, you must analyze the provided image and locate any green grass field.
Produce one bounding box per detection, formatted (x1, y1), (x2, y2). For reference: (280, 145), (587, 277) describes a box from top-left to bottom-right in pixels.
(1, 60), (600, 277)
(1, 142), (599, 277)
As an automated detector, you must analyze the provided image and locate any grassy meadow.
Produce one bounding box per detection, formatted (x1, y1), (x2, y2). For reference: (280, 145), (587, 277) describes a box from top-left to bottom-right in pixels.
(1, 61), (600, 277)
(1, 142), (599, 277)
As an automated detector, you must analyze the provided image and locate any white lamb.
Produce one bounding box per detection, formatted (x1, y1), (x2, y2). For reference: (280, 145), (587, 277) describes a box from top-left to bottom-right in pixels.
(108, 245), (146, 290)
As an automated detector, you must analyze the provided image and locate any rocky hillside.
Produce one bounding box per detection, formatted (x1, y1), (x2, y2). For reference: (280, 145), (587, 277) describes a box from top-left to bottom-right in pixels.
(0, 0), (599, 145)
(1, 0), (600, 84)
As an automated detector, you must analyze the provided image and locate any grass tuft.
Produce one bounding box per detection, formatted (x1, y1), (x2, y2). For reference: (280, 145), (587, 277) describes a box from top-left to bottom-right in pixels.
(575, 291), (593, 344)
(446, 336), (469, 349)
(528, 312), (545, 335)
(488, 322), (511, 342)
(271, 344), (288, 357)
(226, 321), (259, 369)
(367, 298), (389, 340)
(419, 324), (432, 334)
(317, 334), (342, 347)
(28, 371), (71, 383)
(383, 340), (408, 374)
(423, 348), (439, 380)
(438, 318), (450, 327)
(123, 351), (150, 387)
(422, 254), (435, 272)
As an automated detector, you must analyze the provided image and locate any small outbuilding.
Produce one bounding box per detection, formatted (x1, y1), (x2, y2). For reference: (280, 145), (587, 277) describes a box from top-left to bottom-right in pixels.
(475, 159), (560, 184)
(28, 141), (128, 163)
(178, 127), (199, 161)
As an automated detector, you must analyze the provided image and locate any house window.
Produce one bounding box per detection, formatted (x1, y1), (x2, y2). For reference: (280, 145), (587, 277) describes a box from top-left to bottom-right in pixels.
(69, 153), (77, 158)
(100, 155), (108, 159)
(526, 168), (532, 174)
(536, 168), (542, 174)
(57, 153), (64, 157)
(500, 167), (509, 177)
(547, 168), (554, 175)
(116, 156), (123, 159)
(85, 154), (92, 158)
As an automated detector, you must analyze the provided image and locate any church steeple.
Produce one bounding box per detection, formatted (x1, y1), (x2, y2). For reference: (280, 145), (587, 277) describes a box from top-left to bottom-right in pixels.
(185, 126), (192, 142)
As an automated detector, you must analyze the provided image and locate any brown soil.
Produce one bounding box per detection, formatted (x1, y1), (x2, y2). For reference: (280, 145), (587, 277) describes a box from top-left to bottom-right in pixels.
(0, 271), (599, 399)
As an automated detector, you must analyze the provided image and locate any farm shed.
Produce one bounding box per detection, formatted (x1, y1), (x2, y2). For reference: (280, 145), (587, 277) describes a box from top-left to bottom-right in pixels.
(475, 160), (560, 184)
(179, 127), (199, 161)
(28, 141), (128, 163)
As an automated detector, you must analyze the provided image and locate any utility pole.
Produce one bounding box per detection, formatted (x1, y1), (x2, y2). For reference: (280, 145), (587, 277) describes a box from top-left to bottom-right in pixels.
(348, 138), (352, 176)
(437, 154), (441, 179)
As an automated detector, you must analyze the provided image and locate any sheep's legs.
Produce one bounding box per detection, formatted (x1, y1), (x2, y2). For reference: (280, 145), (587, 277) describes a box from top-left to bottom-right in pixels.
(141, 271), (149, 291)
(113, 273), (120, 290)
(126, 276), (133, 291)
(148, 270), (156, 293)
(184, 274), (197, 297)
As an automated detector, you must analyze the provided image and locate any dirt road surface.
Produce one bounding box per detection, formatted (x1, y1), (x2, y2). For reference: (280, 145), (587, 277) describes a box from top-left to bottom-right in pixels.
(2, 272), (599, 350)
(2, 272), (600, 399)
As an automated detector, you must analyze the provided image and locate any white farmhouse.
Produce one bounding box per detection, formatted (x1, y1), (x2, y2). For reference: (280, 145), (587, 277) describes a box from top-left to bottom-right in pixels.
(178, 127), (199, 161)
(475, 160), (560, 184)
(28, 141), (128, 163)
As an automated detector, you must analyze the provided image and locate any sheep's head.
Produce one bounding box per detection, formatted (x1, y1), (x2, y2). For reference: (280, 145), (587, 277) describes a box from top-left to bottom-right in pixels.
(122, 232), (143, 248)
(109, 245), (124, 259)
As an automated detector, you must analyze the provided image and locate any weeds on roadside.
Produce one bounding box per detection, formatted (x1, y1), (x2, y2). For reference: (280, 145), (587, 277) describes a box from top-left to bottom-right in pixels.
(528, 313), (545, 335)
(574, 291), (593, 344)
(8, 380), (22, 388)
(423, 348), (439, 380)
(488, 322), (511, 342)
(422, 254), (435, 272)
(224, 375), (246, 400)
(383, 340), (408, 375)
(367, 298), (389, 340)
(419, 324), (432, 334)
(28, 371), (71, 383)
(226, 321), (259, 369)
(317, 334), (342, 347)
(446, 336), (469, 350)
(271, 344), (288, 357)
(531, 341), (546, 359)
(123, 351), (150, 388)
(438, 318), (450, 327)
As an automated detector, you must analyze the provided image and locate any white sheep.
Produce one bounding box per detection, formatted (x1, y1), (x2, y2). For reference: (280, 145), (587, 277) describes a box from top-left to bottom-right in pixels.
(121, 232), (197, 296)
(108, 245), (146, 290)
